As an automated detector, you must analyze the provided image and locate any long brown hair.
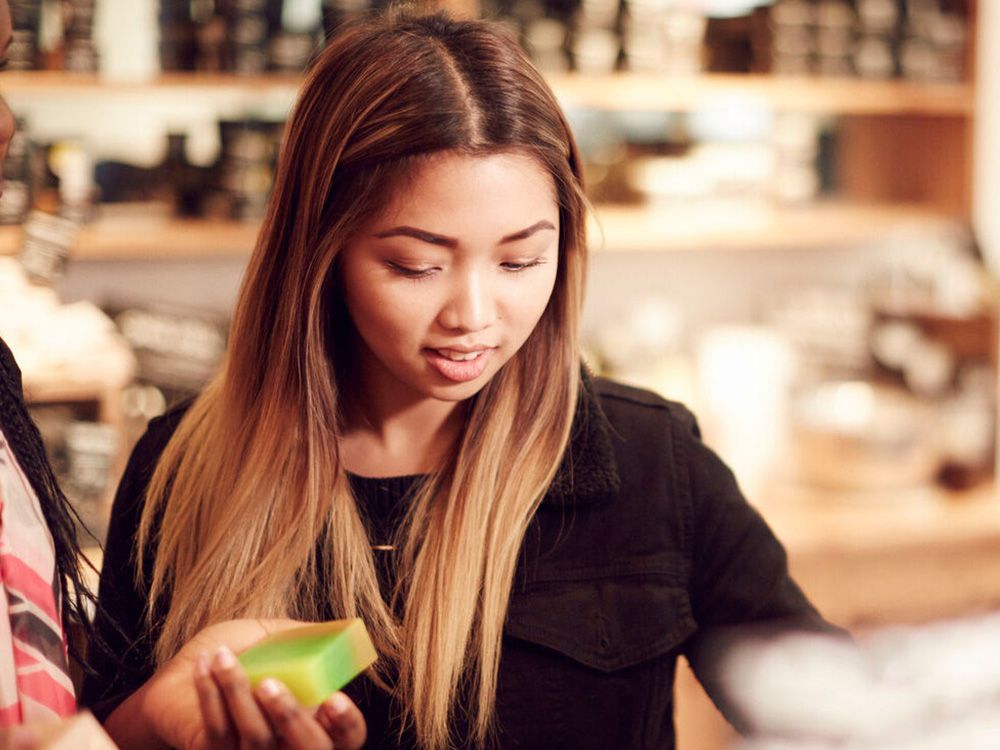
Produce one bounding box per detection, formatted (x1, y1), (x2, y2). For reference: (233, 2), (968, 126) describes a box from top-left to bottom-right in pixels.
(140, 10), (588, 748)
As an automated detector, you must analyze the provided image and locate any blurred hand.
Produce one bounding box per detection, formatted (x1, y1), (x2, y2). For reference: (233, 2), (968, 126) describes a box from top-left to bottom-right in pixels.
(0, 726), (40, 750)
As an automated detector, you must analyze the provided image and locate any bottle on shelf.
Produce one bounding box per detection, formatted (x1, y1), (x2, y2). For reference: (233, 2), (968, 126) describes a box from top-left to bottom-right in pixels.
(9, 0), (41, 70)
(0, 117), (33, 227)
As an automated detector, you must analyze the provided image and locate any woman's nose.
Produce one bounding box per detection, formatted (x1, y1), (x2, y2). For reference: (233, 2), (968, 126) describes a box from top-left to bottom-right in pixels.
(438, 270), (496, 333)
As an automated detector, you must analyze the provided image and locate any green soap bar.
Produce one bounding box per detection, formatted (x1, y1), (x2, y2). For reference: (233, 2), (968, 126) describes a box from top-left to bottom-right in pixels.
(238, 619), (377, 706)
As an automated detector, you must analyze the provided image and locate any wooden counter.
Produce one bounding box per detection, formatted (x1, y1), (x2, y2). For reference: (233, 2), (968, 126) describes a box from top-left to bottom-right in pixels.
(764, 482), (1000, 627)
(677, 481), (1000, 750)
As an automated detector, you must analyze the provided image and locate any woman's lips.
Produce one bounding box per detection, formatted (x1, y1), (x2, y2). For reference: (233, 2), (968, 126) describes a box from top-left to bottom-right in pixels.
(423, 347), (495, 383)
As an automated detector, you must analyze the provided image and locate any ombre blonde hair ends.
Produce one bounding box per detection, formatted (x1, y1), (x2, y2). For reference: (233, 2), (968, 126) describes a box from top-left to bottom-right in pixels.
(139, 11), (588, 749)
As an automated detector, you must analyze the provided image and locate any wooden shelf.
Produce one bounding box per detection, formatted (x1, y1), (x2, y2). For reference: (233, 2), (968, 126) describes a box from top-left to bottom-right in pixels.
(549, 73), (974, 116)
(0, 211), (260, 260)
(1, 70), (303, 94)
(0, 202), (959, 260)
(1, 71), (974, 116)
(588, 201), (958, 254)
(23, 378), (122, 405)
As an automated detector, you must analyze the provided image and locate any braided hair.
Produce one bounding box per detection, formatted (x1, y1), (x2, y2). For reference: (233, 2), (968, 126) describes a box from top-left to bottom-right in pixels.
(0, 336), (105, 674)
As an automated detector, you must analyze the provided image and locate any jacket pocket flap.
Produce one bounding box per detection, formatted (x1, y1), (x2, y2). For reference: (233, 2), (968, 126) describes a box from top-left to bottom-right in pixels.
(504, 580), (696, 672)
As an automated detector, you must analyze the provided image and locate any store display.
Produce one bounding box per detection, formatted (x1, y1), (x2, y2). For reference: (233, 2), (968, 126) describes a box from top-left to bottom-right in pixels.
(238, 620), (378, 706)
(107, 303), (227, 407)
(867, 226), (997, 488)
(524, 17), (570, 73)
(0, 2), (984, 558)
(704, 11), (756, 72)
(158, 132), (211, 217)
(49, 141), (97, 223)
(63, 0), (99, 73)
(623, 2), (707, 74)
(218, 118), (284, 221)
(93, 133), (200, 210)
(323, 0), (374, 38)
(18, 211), (80, 284)
(29, 405), (120, 543)
(0, 117), (33, 226)
(8, 0), (41, 70)
(159, 0), (199, 70)
(0, 259), (134, 382)
(765, 0), (968, 79)
(1, 256), (136, 543)
(227, 0), (271, 74)
(93, 0), (160, 81)
(789, 379), (939, 491)
(6, 121), (274, 225)
(770, 112), (825, 204)
(270, 0), (325, 73)
(12, 0), (970, 81)
(767, 286), (872, 378)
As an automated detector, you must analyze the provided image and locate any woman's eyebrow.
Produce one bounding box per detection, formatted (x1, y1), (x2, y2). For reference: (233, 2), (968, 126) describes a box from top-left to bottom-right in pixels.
(373, 220), (556, 248)
(499, 220), (556, 244)
(373, 226), (457, 247)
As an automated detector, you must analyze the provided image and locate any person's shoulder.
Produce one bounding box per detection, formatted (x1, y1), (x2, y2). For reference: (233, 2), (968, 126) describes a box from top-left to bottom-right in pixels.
(147, 398), (194, 435)
(126, 397), (195, 474)
(591, 376), (700, 438)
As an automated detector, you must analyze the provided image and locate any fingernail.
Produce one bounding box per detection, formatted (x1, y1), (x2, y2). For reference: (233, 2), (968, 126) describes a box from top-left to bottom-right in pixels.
(196, 652), (210, 676)
(326, 691), (349, 716)
(259, 678), (282, 697)
(214, 646), (237, 668)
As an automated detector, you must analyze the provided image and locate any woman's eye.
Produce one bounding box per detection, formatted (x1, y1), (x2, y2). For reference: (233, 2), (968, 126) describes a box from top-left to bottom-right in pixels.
(386, 261), (436, 279)
(501, 259), (545, 272)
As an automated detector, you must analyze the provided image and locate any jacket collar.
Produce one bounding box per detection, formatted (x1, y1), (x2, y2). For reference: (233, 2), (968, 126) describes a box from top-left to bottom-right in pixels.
(544, 370), (621, 505)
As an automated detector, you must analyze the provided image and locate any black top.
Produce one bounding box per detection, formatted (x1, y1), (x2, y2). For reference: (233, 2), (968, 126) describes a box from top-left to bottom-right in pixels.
(352, 473), (421, 548)
(82, 375), (832, 748)
(350, 473), (420, 603)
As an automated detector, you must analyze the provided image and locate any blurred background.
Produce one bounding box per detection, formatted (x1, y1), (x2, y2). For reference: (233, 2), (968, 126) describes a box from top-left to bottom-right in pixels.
(0, 1), (997, 747)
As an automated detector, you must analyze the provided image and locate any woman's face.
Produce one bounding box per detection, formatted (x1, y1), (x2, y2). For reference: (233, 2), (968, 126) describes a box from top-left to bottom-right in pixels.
(339, 151), (561, 410)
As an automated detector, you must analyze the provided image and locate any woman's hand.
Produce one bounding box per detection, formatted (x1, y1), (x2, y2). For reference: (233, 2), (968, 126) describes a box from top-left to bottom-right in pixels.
(191, 644), (367, 750)
(106, 619), (366, 750)
(0, 726), (40, 750)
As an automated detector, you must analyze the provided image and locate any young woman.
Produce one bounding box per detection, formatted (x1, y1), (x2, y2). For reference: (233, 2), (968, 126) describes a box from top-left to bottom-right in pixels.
(83, 10), (831, 750)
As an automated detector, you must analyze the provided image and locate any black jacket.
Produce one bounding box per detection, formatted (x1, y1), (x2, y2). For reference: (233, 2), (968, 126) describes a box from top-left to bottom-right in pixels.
(83, 375), (826, 748)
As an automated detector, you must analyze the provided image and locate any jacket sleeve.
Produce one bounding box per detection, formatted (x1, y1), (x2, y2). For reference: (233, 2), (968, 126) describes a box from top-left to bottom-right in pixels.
(79, 411), (182, 722)
(682, 421), (821, 628)
(676, 409), (844, 730)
